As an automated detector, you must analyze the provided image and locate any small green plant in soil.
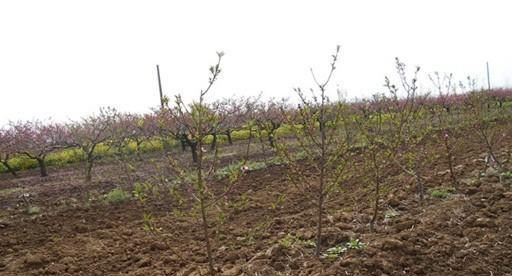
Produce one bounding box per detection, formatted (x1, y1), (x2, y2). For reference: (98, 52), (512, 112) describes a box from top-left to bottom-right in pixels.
(132, 182), (158, 204)
(215, 160), (267, 180)
(384, 208), (400, 223)
(104, 188), (130, 203)
(501, 171), (512, 179)
(278, 233), (316, 249)
(19, 193), (40, 215)
(429, 187), (456, 199)
(323, 245), (347, 259)
(322, 238), (367, 259)
(279, 233), (296, 248)
(345, 238), (367, 250)
(26, 205), (40, 215)
(237, 232), (257, 246)
(270, 193), (286, 210)
(301, 239), (317, 248)
(226, 193), (249, 212)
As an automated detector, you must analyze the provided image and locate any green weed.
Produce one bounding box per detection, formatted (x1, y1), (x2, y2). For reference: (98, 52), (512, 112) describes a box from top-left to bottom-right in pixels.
(345, 238), (367, 250)
(323, 245), (347, 259)
(429, 187), (456, 199)
(215, 160), (268, 180)
(104, 188), (130, 203)
(26, 205), (40, 215)
(501, 171), (512, 179)
(322, 238), (367, 259)
(278, 233), (316, 249)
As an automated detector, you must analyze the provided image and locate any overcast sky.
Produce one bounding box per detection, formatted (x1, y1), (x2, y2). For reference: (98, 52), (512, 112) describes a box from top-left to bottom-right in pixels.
(1, 0), (510, 126)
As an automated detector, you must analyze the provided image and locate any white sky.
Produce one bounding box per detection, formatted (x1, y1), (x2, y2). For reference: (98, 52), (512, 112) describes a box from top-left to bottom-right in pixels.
(1, 0), (511, 126)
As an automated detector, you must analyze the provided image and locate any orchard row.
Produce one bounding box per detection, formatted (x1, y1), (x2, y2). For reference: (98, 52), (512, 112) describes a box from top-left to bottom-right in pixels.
(1, 49), (512, 275)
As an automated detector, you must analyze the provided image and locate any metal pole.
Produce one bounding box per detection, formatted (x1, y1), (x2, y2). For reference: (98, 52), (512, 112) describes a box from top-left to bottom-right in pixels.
(486, 62), (491, 90)
(156, 65), (164, 108)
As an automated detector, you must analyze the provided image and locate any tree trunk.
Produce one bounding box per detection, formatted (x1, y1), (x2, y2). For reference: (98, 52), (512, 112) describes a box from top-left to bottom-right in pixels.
(446, 148), (458, 190)
(369, 152), (380, 232)
(200, 198), (215, 276)
(37, 157), (48, 177)
(482, 131), (502, 170)
(188, 141), (198, 163)
(1, 160), (17, 177)
(135, 141), (144, 161)
(85, 158), (94, 182)
(256, 128), (269, 164)
(315, 182), (324, 257)
(210, 133), (217, 150)
(315, 166), (324, 253)
(226, 129), (233, 145)
(268, 122), (280, 148)
(180, 135), (187, 152)
(369, 178), (380, 232)
(268, 132), (275, 148)
(315, 115), (326, 257)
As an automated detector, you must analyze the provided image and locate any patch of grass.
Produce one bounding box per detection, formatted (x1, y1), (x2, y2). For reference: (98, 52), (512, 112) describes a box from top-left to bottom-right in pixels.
(227, 193), (249, 212)
(132, 182), (158, 203)
(4, 156), (38, 172)
(46, 148), (85, 167)
(270, 193), (286, 210)
(238, 235), (256, 246)
(0, 137), (174, 174)
(269, 156), (287, 165)
(231, 129), (252, 141)
(0, 123), (290, 175)
(170, 172), (198, 187)
(104, 188), (130, 203)
(139, 139), (164, 152)
(429, 187), (456, 199)
(275, 124), (294, 137)
(279, 233), (296, 248)
(294, 150), (308, 161)
(214, 163), (240, 180)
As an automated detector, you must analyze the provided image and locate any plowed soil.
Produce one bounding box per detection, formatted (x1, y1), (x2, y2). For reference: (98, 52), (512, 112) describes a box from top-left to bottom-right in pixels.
(1, 135), (511, 276)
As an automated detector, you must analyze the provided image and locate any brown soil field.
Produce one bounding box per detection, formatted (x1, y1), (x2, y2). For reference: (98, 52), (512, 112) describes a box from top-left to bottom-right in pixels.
(1, 134), (511, 276)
